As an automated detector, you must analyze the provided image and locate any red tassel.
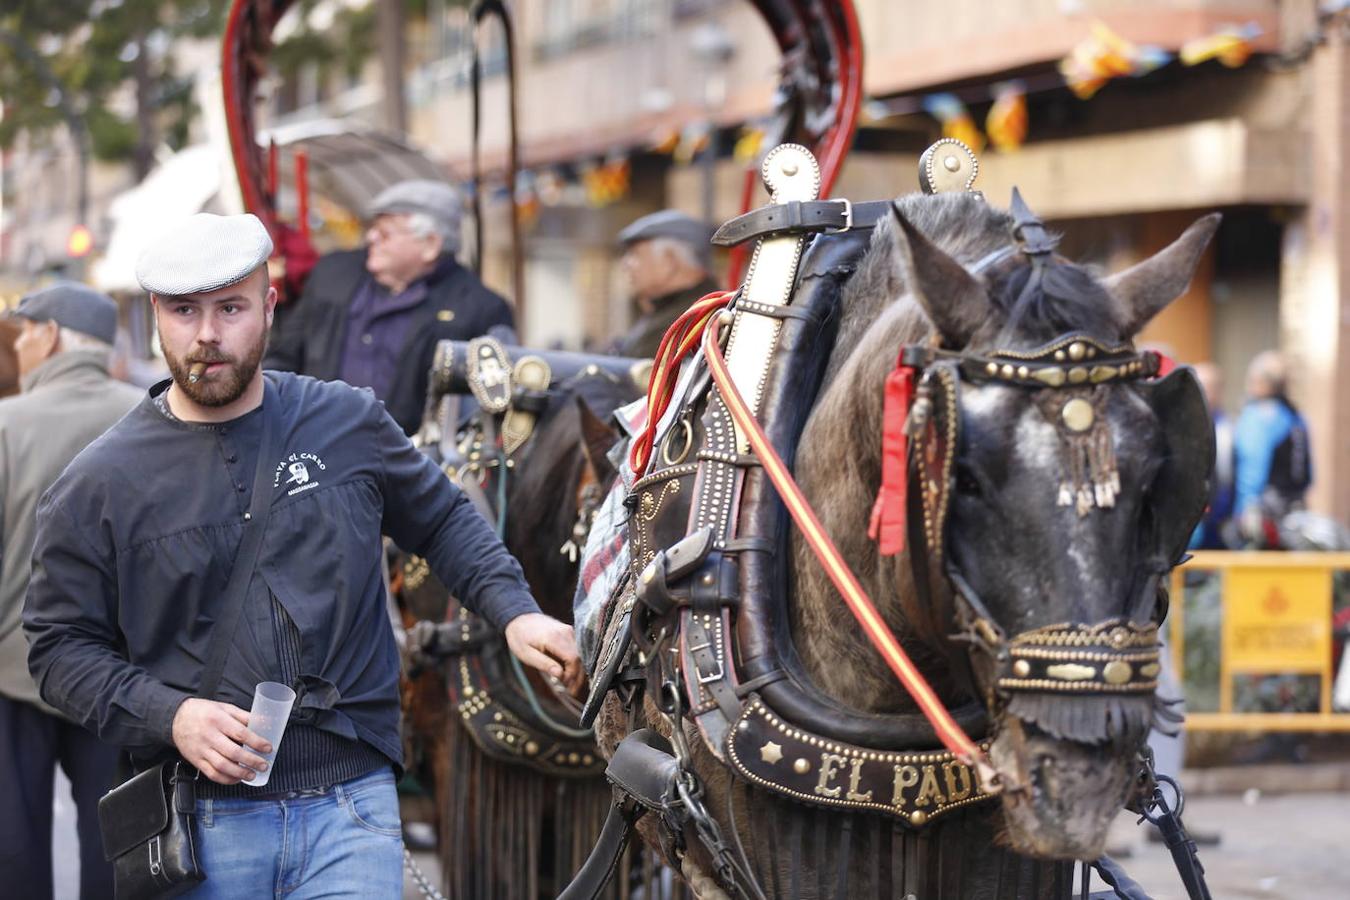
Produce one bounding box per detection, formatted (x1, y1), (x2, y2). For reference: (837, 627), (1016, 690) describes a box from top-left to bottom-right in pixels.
(869, 363), (914, 556)
(1154, 351), (1177, 378)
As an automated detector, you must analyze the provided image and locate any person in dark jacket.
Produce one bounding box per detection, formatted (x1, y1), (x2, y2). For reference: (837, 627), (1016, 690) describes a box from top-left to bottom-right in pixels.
(265, 179), (515, 434)
(24, 213), (578, 899)
(610, 210), (718, 358)
(1, 284), (140, 900)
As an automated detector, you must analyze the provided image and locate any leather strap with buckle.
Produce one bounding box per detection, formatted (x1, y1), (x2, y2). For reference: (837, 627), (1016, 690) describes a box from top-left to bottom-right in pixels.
(711, 199), (893, 247)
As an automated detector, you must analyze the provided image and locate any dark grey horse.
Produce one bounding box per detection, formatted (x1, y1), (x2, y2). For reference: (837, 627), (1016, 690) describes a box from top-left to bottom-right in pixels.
(598, 190), (1218, 897)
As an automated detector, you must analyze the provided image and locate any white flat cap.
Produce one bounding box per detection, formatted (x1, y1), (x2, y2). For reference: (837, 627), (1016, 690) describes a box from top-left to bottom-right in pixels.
(136, 213), (273, 296)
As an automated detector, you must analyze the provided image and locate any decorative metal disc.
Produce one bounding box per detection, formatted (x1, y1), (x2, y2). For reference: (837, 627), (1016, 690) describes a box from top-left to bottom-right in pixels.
(1061, 397), (1095, 433)
(918, 138), (980, 194)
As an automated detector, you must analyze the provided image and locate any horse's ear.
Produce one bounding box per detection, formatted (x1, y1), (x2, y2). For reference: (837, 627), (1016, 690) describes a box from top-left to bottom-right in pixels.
(1104, 213), (1221, 337)
(890, 203), (986, 347)
(575, 395), (618, 482)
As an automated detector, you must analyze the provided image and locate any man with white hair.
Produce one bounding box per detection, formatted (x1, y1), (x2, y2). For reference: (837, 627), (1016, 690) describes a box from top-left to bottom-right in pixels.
(0, 283), (140, 898)
(266, 179), (514, 434)
(611, 209), (718, 358)
(25, 213), (578, 897)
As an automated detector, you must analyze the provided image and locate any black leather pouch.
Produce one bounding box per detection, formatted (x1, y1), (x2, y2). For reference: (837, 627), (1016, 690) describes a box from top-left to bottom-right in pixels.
(98, 760), (203, 899)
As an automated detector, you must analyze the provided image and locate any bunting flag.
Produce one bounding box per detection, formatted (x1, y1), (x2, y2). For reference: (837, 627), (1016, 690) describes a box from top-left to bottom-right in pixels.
(1059, 21), (1171, 99)
(922, 93), (986, 153)
(582, 156), (631, 207)
(673, 124), (711, 165)
(650, 127), (680, 155)
(1180, 22), (1262, 68)
(985, 80), (1028, 152)
(514, 171), (540, 227)
(535, 169), (565, 206)
(733, 125), (766, 162)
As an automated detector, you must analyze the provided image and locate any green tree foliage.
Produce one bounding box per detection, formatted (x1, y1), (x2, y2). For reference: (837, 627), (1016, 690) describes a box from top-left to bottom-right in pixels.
(1, 0), (227, 173)
(2, 0), (457, 170)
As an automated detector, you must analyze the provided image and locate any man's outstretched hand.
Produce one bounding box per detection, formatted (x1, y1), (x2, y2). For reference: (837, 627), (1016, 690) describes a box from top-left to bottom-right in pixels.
(171, 698), (272, 785)
(504, 612), (584, 694)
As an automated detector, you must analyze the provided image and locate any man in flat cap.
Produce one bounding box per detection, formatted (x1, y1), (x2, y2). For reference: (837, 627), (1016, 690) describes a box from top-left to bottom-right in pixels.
(266, 178), (514, 435)
(0, 284), (139, 899)
(24, 213), (580, 897)
(610, 209), (718, 358)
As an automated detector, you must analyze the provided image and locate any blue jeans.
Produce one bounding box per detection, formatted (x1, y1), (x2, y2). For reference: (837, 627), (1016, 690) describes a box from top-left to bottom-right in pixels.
(185, 767), (403, 899)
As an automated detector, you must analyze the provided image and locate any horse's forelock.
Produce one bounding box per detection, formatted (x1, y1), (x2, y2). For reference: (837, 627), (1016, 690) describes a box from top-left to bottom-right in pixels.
(983, 259), (1125, 349)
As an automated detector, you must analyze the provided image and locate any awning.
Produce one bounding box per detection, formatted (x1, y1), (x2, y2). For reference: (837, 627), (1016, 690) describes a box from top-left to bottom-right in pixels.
(93, 122), (449, 293)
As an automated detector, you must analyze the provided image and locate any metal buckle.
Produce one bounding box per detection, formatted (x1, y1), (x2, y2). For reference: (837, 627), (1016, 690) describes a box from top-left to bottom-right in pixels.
(686, 640), (725, 684)
(148, 835), (162, 876)
(825, 198), (853, 232)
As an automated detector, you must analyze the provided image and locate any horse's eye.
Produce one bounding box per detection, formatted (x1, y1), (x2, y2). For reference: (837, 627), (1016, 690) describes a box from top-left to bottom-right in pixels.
(955, 464), (982, 497)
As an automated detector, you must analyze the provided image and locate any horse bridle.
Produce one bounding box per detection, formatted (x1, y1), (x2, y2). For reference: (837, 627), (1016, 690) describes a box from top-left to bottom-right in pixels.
(888, 196), (1180, 710)
(895, 335), (1169, 707)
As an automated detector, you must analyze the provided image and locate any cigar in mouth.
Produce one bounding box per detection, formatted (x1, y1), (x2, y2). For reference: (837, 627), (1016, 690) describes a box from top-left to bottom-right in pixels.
(188, 362), (209, 384)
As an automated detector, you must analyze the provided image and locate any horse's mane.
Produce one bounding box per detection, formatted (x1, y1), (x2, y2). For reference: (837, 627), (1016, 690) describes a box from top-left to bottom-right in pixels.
(825, 193), (1125, 386)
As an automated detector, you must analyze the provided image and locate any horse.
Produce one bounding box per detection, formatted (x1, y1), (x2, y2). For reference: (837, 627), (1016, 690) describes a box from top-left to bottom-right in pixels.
(394, 354), (679, 899)
(585, 187), (1218, 899)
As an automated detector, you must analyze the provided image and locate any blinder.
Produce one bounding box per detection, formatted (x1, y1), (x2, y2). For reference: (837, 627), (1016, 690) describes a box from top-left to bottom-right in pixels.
(1133, 366), (1216, 568)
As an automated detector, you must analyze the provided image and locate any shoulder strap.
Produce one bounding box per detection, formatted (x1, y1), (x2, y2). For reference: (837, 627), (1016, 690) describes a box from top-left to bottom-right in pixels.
(197, 378), (283, 699)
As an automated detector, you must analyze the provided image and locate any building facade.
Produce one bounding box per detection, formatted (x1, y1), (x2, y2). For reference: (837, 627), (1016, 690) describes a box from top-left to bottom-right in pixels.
(387, 0), (1347, 523)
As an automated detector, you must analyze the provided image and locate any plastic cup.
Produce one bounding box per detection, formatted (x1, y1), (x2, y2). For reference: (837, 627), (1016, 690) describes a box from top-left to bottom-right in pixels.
(245, 681), (295, 788)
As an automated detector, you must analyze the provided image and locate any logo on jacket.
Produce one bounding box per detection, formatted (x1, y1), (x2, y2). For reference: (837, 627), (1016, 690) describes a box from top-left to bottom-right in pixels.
(274, 451), (327, 496)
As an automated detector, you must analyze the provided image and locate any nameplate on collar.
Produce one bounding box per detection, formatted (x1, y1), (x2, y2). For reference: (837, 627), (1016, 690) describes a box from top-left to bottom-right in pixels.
(725, 698), (995, 827)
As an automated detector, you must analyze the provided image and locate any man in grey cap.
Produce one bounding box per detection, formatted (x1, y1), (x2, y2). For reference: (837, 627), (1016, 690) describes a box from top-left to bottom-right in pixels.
(25, 212), (579, 897)
(1, 283), (140, 898)
(610, 209), (718, 358)
(266, 178), (515, 434)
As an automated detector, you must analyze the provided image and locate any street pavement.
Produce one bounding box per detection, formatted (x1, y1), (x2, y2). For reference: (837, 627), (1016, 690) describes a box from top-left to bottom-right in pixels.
(1086, 790), (1349, 898)
(53, 770), (1349, 898)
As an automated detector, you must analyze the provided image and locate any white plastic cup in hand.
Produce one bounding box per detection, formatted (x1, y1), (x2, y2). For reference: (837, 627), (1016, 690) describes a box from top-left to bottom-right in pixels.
(246, 681), (295, 788)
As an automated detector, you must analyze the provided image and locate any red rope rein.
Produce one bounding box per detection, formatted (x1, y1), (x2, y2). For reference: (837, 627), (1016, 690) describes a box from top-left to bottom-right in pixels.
(628, 290), (737, 477)
(700, 315), (993, 777)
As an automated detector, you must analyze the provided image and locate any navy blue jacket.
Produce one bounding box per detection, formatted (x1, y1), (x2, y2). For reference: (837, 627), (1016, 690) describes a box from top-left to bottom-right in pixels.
(265, 251), (515, 435)
(24, 372), (538, 760)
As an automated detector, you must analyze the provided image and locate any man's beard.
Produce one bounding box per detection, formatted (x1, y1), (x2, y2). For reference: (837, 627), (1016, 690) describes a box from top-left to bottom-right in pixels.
(162, 333), (266, 408)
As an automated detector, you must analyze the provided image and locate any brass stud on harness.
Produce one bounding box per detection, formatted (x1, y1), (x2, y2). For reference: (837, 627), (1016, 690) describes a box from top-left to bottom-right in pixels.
(793, 758), (812, 775)
(1102, 660), (1134, 685)
(1012, 659), (1032, 678)
(1068, 341), (1087, 361)
(910, 810), (929, 826)
(1033, 367), (1067, 387)
(1046, 663), (1095, 682)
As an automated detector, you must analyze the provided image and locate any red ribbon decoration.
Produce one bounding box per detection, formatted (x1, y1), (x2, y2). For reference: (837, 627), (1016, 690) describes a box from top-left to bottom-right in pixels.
(1153, 351), (1176, 378)
(868, 360), (915, 556)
